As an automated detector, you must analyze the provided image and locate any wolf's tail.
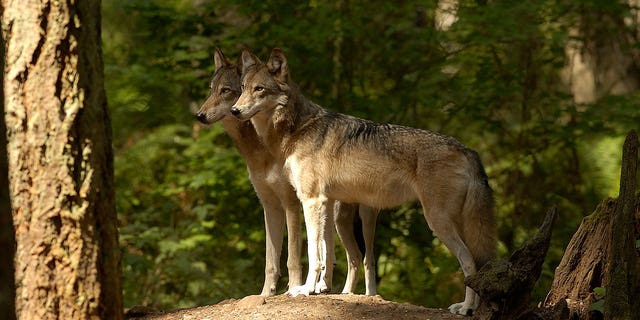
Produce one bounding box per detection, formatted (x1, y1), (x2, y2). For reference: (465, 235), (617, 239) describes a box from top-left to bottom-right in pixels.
(461, 150), (497, 269)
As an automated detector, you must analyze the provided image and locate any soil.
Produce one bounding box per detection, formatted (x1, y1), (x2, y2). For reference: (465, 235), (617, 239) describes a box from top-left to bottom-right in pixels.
(125, 294), (465, 320)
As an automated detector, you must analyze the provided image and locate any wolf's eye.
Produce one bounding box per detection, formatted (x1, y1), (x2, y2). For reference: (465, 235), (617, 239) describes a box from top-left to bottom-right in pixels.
(221, 88), (231, 94)
(254, 86), (264, 92)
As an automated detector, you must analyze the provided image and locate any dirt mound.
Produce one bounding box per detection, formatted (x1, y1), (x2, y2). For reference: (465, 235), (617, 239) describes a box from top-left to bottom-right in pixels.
(126, 294), (465, 320)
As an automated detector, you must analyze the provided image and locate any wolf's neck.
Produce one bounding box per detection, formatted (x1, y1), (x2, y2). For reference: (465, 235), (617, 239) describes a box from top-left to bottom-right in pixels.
(256, 89), (323, 158)
(249, 109), (279, 156)
(290, 94), (322, 131)
(220, 116), (265, 161)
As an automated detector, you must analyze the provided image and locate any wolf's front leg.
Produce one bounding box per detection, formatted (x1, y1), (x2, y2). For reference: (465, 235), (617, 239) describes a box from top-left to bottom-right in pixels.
(283, 195), (303, 292)
(289, 196), (331, 297)
(315, 199), (336, 294)
(261, 204), (286, 296)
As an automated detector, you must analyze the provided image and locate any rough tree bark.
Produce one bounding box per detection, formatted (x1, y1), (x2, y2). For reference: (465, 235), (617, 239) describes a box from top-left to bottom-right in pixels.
(0, 22), (17, 320)
(2, 1), (123, 319)
(603, 130), (638, 320)
(544, 130), (639, 320)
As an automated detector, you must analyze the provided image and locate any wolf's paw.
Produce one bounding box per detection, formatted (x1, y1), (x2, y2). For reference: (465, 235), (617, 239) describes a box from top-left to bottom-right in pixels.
(448, 302), (474, 316)
(314, 280), (330, 294)
(288, 285), (313, 297)
(259, 284), (277, 297)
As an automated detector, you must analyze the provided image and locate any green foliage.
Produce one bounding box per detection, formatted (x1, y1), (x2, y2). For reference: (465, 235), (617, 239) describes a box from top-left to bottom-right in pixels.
(589, 287), (606, 313)
(115, 124), (265, 307)
(375, 207), (465, 306)
(104, 0), (640, 310)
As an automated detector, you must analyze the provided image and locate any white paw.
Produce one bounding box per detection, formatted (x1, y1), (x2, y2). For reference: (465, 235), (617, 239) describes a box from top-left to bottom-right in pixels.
(288, 285), (313, 297)
(448, 302), (474, 316)
(314, 279), (330, 294)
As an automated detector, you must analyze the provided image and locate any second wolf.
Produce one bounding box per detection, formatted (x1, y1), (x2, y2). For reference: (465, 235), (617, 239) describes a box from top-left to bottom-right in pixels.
(231, 49), (497, 315)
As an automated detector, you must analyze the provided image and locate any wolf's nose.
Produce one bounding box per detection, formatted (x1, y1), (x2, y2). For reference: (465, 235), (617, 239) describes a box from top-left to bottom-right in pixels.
(230, 106), (241, 116)
(196, 112), (207, 123)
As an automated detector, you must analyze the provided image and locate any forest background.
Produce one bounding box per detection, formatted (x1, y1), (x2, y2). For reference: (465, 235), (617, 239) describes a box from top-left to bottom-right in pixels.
(103, 0), (640, 310)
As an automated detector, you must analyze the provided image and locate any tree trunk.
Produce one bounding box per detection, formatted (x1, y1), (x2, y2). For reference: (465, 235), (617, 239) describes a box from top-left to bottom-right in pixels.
(562, 2), (640, 103)
(604, 130), (638, 320)
(545, 130), (639, 320)
(544, 198), (616, 319)
(2, 1), (123, 319)
(0, 23), (16, 320)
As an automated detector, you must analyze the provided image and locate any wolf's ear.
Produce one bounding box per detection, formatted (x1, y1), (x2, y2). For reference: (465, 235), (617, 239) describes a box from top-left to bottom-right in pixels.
(241, 50), (260, 75)
(213, 47), (231, 71)
(267, 48), (289, 83)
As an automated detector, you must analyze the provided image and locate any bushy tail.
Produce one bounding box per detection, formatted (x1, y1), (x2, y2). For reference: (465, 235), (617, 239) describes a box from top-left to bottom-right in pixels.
(461, 150), (497, 269)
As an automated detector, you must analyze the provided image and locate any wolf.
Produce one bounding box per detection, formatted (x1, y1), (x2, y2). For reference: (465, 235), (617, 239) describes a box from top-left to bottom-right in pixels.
(195, 48), (379, 296)
(230, 48), (497, 315)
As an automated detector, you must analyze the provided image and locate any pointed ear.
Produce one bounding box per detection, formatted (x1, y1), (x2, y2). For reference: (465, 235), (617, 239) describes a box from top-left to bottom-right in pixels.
(241, 50), (260, 75)
(213, 47), (231, 71)
(267, 48), (289, 82)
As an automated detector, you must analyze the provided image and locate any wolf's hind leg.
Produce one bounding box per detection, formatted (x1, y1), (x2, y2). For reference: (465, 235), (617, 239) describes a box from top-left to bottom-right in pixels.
(360, 205), (378, 296)
(421, 195), (479, 315)
(435, 225), (479, 315)
(334, 202), (361, 294)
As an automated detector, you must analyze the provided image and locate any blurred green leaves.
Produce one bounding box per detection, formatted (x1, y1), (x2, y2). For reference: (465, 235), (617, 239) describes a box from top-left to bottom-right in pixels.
(104, 0), (640, 310)
(115, 124), (264, 307)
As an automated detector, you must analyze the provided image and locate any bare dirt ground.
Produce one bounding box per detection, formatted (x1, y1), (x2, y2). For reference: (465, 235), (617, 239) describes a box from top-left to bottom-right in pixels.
(126, 294), (465, 320)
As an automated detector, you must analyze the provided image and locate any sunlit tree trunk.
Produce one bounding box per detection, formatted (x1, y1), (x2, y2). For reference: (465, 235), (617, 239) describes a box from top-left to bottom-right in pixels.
(1, 1), (123, 319)
(0, 23), (16, 320)
(435, 0), (457, 31)
(562, 1), (640, 103)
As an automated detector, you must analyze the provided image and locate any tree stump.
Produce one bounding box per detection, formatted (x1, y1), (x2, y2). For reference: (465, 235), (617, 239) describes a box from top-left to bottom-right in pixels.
(544, 130), (639, 320)
(466, 207), (558, 320)
(543, 198), (617, 319)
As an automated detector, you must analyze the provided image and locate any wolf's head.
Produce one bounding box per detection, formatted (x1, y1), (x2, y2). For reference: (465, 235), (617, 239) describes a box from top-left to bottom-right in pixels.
(230, 48), (290, 121)
(195, 48), (241, 124)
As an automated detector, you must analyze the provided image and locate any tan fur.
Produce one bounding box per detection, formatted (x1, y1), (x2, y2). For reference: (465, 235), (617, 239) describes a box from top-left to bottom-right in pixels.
(232, 48), (497, 316)
(197, 48), (378, 296)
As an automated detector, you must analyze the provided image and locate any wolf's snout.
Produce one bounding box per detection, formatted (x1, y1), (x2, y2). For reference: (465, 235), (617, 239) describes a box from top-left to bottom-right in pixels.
(195, 112), (208, 123)
(230, 106), (241, 116)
